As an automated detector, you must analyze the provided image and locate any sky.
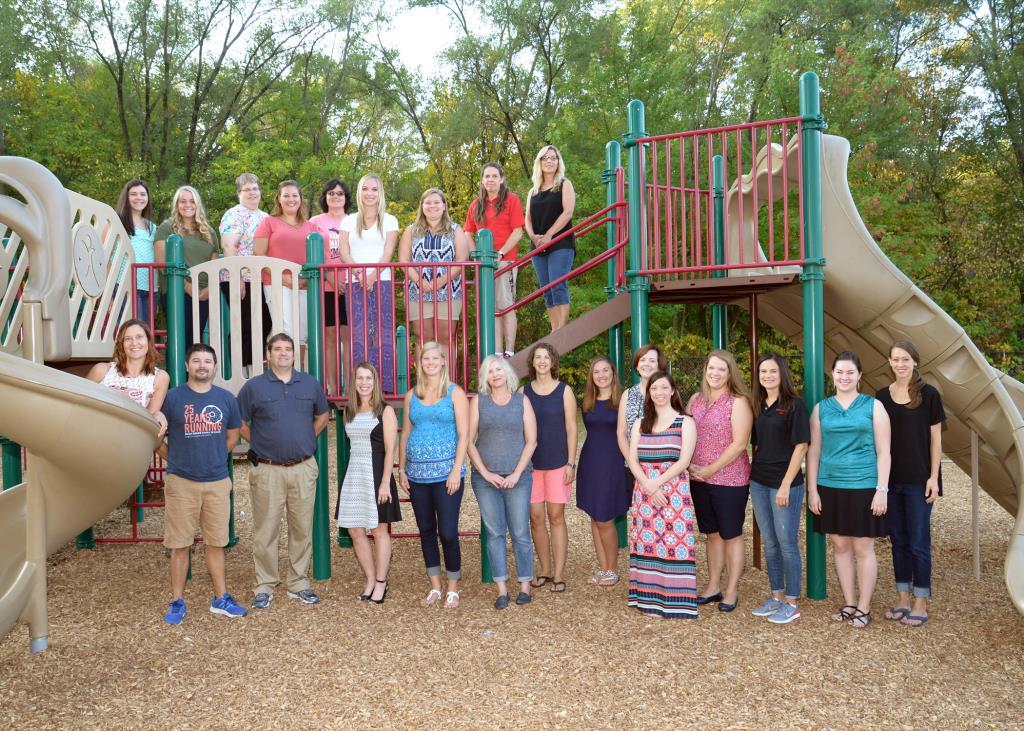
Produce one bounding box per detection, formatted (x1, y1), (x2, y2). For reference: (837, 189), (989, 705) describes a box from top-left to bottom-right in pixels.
(379, 2), (475, 74)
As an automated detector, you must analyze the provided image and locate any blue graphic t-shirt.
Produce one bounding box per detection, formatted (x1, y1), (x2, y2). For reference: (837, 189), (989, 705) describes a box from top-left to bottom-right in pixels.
(161, 384), (242, 482)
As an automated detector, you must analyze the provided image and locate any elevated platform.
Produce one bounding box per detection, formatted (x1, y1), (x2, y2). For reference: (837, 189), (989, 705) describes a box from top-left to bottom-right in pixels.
(649, 273), (799, 305)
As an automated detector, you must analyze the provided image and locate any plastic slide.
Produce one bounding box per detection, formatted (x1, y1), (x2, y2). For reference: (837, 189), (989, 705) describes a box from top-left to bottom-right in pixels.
(730, 133), (1024, 614)
(0, 351), (159, 650)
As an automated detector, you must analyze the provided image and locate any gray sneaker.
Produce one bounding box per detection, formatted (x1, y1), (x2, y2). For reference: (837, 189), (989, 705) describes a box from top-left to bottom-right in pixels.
(288, 588), (321, 605)
(768, 603), (801, 624)
(252, 593), (272, 610)
(752, 598), (783, 617)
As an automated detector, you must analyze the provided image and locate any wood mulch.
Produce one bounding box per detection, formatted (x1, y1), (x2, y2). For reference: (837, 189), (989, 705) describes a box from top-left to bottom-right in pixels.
(1, 425), (1022, 729)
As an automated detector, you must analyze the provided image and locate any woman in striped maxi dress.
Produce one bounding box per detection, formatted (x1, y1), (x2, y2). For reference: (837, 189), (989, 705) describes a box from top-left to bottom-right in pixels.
(627, 371), (698, 618)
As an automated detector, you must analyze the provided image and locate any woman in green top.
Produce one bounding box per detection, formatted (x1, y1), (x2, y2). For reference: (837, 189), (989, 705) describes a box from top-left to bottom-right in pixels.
(807, 351), (891, 629)
(154, 186), (221, 345)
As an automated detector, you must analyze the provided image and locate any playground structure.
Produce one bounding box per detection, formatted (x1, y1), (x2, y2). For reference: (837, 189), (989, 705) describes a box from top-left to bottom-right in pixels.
(0, 73), (1021, 653)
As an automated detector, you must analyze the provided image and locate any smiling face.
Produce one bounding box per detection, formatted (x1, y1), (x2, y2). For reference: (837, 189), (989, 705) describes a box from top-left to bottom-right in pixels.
(486, 359), (507, 391)
(889, 347), (916, 380)
(591, 360), (613, 390)
(186, 350), (216, 384)
(832, 359), (861, 394)
(704, 356), (730, 391)
(636, 349), (660, 379)
(277, 185), (302, 216)
(360, 178), (380, 209)
(759, 358), (781, 391)
(420, 346), (445, 377)
(421, 192), (445, 223)
(648, 376), (674, 407)
(540, 148), (560, 177)
(325, 185), (346, 215)
(121, 324), (150, 361)
(481, 165), (503, 198)
(354, 366), (376, 401)
(268, 339), (295, 371)
(176, 191), (197, 220)
(128, 185), (149, 214)
(238, 182), (261, 210)
(532, 347), (552, 376)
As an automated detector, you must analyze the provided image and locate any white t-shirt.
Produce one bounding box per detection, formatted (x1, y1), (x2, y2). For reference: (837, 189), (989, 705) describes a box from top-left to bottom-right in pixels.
(341, 213), (399, 281)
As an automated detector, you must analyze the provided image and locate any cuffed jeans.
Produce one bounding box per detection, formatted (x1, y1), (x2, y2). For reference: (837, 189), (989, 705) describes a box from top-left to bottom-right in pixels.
(409, 478), (464, 579)
(749, 480), (804, 598)
(532, 248), (574, 308)
(472, 472), (534, 583)
(888, 482), (933, 598)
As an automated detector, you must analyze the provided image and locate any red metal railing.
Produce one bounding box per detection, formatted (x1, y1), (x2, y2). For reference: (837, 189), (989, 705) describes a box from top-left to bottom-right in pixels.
(638, 117), (805, 280)
(496, 167), (628, 319)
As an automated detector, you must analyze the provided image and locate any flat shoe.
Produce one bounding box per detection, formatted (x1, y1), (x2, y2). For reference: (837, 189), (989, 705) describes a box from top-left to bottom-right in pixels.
(885, 606), (910, 621)
(549, 581), (567, 593)
(421, 588), (442, 607)
(902, 614), (929, 627)
(696, 592), (723, 606)
(493, 594), (510, 610)
(832, 604), (858, 622)
(515, 592), (532, 605)
(530, 575), (552, 588)
(718, 598), (738, 612)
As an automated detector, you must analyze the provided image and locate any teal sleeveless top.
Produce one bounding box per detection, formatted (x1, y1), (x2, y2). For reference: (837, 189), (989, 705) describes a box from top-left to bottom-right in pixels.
(817, 393), (878, 489)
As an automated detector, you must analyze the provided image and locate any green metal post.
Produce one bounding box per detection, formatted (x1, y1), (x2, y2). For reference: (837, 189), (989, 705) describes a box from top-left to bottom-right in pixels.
(304, 232), (331, 581)
(165, 234), (188, 387)
(603, 139), (628, 548)
(623, 100), (650, 359)
(800, 71), (828, 601)
(2, 437), (22, 489)
(711, 155), (728, 349)
(471, 230), (497, 583)
(396, 325), (409, 412)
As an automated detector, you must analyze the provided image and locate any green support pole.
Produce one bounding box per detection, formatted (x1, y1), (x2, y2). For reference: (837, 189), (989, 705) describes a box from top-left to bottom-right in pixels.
(165, 234), (188, 387)
(396, 326), (409, 416)
(134, 483), (145, 523)
(603, 139), (628, 548)
(800, 71), (828, 601)
(472, 230), (497, 584)
(623, 101), (650, 361)
(304, 232), (331, 581)
(711, 155), (728, 349)
(2, 437), (22, 489)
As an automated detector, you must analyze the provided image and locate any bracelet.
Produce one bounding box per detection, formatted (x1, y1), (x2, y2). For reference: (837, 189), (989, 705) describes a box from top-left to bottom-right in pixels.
(568, 462), (576, 469)
(875, 485), (889, 494)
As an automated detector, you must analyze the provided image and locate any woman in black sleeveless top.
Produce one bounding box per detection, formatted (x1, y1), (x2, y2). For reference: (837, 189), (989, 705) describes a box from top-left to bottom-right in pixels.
(525, 145), (576, 332)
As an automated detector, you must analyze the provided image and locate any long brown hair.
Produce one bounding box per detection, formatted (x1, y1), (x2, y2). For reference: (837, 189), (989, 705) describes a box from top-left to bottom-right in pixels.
(699, 349), (752, 411)
(113, 319), (158, 375)
(526, 342), (559, 381)
(473, 162), (510, 225)
(890, 339), (924, 408)
(753, 353), (799, 413)
(640, 371), (685, 434)
(583, 355), (622, 412)
(115, 179), (153, 236)
(345, 361), (386, 422)
(270, 180), (310, 222)
(411, 188), (454, 237)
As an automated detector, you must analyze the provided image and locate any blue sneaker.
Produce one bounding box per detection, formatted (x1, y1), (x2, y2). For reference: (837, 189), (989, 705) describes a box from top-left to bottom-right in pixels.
(252, 593), (272, 610)
(210, 593), (248, 618)
(163, 598), (186, 625)
(768, 603), (801, 624)
(287, 588), (321, 605)
(752, 598), (783, 617)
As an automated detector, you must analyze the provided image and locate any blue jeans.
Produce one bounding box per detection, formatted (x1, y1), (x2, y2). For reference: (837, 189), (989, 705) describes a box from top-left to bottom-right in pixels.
(749, 480), (804, 598)
(408, 478), (464, 579)
(532, 248), (574, 308)
(472, 472), (534, 583)
(135, 290), (158, 326)
(887, 482), (933, 598)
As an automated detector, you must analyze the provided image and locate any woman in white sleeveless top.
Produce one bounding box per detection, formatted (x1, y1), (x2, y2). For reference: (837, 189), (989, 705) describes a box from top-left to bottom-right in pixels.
(87, 319), (170, 433)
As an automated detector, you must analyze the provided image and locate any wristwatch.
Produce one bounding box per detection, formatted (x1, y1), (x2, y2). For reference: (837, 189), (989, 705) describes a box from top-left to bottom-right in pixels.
(568, 462), (576, 469)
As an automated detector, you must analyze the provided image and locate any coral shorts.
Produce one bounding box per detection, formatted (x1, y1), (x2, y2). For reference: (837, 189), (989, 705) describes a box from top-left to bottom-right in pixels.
(531, 467), (571, 505)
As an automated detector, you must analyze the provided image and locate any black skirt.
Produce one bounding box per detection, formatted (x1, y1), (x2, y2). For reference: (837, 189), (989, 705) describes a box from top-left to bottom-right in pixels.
(813, 485), (888, 538)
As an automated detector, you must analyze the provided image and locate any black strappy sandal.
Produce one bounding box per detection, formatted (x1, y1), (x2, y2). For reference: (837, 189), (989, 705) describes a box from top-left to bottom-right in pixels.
(832, 604), (857, 622)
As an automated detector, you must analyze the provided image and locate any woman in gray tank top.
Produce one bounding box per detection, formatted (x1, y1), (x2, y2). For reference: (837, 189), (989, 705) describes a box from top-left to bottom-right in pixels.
(468, 354), (538, 609)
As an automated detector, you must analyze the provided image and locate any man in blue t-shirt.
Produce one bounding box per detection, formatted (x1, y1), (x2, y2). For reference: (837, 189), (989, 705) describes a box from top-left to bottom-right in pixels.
(157, 343), (245, 625)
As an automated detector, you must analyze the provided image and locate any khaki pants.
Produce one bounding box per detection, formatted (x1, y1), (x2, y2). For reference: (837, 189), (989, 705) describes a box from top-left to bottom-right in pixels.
(249, 457), (318, 595)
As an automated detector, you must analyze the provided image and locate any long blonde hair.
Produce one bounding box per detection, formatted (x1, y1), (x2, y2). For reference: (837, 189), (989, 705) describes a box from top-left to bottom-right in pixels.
(530, 145), (566, 195)
(344, 361), (386, 423)
(414, 341), (451, 399)
(410, 188), (454, 238)
(355, 173), (387, 238)
(699, 349), (752, 411)
(170, 186), (214, 243)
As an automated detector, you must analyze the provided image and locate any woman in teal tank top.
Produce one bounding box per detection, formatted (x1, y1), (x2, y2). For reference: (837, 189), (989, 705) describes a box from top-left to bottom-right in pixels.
(807, 351), (891, 629)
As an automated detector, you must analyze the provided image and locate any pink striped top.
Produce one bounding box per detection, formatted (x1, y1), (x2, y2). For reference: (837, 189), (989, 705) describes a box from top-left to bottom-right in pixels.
(690, 393), (751, 486)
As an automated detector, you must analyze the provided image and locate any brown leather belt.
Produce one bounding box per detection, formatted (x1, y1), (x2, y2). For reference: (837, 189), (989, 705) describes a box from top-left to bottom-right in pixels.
(255, 456), (311, 467)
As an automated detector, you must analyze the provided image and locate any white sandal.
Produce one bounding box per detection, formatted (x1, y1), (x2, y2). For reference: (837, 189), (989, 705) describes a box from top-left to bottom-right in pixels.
(422, 588), (442, 607)
(443, 590), (460, 609)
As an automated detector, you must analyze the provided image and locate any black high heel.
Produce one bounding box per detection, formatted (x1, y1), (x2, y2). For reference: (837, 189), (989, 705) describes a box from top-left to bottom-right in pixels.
(369, 579), (389, 605)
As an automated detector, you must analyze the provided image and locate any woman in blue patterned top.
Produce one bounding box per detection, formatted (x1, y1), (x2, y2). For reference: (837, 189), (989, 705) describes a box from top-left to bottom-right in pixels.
(399, 341), (470, 609)
(399, 188), (470, 352)
(807, 351), (891, 629)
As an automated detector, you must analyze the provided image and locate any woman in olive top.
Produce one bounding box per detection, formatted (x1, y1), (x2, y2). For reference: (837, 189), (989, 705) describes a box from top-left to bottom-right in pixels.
(154, 186), (221, 345)
(807, 351), (891, 629)
(749, 354), (809, 625)
(876, 340), (945, 627)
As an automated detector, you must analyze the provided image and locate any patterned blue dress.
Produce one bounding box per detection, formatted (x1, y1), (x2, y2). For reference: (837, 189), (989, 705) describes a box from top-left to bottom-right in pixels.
(407, 223), (462, 307)
(628, 413), (698, 619)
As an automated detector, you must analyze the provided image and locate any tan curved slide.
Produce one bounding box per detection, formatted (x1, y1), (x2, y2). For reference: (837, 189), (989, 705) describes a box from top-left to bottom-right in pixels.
(0, 352), (160, 651)
(728, 133), (1024, 614)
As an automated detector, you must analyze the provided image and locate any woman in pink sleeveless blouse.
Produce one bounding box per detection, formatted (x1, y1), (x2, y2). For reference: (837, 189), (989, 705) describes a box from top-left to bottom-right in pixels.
(686, 350), (753, 612)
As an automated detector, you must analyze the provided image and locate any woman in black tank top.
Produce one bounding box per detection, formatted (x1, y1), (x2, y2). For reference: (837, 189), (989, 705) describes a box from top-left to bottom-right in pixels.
(525, 145), (576, 332)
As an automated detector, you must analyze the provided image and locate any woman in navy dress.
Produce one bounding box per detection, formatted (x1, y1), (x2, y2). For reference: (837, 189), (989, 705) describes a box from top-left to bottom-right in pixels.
(577, 356), (628, 586)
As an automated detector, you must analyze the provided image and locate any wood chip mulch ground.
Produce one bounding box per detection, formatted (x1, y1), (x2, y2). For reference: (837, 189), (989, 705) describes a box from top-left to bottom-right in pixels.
(1, 425), (1022, 729)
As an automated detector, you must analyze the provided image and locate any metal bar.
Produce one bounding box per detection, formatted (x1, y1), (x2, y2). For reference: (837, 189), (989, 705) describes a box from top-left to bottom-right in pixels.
(972, 429), (981, 580)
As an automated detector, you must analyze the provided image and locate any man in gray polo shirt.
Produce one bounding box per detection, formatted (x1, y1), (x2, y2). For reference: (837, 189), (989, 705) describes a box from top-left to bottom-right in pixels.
(238, 332), (330, 609)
